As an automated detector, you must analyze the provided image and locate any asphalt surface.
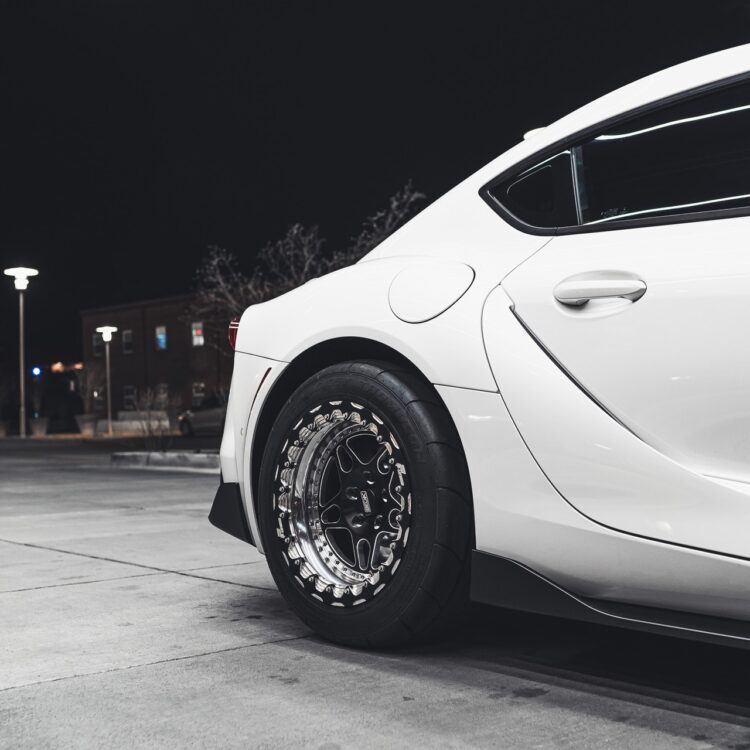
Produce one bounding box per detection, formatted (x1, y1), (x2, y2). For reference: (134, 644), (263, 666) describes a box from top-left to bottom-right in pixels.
(3, 440), (750, 749)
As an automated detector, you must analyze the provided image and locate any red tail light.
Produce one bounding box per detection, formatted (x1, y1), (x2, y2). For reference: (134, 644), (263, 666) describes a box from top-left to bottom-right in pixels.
(228, 317), (240, 350)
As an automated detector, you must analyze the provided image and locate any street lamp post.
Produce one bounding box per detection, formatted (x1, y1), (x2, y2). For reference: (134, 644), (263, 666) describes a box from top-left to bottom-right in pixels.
(4, 267), (39, 438)
(96, 326), (118, 436)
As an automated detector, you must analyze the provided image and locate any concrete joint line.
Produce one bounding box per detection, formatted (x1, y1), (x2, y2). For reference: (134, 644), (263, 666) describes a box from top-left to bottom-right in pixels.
(0, 571), (164, 595)
(0, 635), (312, 693)
(0, 537), (276, 592)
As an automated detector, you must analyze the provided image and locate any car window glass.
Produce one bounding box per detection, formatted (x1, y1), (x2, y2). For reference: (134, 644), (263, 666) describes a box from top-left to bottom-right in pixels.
(488, 150), (578, 228)
(574, 80), (750, 225)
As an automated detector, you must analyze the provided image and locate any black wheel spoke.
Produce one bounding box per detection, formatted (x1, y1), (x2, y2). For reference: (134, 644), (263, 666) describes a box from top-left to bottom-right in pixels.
(320, 456), (341, 506)
(274, 398), (411, 607)
(325, 527), (355, 567)
(375, 446), (392, 475)
(387, 470), (402, 504)
(387, 507), (401, 530)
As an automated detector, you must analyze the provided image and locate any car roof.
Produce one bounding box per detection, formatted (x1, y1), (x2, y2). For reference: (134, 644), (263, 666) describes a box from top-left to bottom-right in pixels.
(366, 45), (750, 263)
(471, 44), (750, 186)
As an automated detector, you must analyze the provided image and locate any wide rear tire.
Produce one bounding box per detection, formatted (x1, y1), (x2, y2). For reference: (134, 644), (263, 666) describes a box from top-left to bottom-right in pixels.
(257, 360), (473, 648)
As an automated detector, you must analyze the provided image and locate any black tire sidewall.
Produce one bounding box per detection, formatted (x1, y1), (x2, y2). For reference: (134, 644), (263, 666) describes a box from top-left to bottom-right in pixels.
(258, 364), (444, 645)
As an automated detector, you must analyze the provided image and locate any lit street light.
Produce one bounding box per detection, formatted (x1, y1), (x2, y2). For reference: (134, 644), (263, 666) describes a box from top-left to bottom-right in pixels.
(4, 267), (39, 438)
(96, 325), (118, 436)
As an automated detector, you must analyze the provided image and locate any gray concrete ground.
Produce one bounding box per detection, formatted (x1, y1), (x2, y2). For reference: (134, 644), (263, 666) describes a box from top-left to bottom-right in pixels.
(2, 441), (750, 749)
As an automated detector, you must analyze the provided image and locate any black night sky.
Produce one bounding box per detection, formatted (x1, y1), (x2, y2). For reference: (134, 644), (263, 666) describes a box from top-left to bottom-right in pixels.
(1, 1), (749, 370)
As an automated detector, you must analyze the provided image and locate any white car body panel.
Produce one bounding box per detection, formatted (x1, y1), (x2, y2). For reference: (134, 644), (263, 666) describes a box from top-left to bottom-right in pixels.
(235, 226), (550, 393)
(502, 217), (750, 486)
(388, 261), (475, 323)
(438, 383), (750, 621)
(220, 352), (285, 548)
(217, 43), (750, 628)
(482, 286), (750, 564)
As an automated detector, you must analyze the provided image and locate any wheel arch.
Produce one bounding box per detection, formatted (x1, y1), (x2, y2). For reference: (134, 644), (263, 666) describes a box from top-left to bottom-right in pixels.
(249, 336), (471, 521)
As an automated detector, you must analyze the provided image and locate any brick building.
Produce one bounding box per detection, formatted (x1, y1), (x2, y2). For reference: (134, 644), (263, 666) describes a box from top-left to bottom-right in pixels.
(80, 295), (232, 414)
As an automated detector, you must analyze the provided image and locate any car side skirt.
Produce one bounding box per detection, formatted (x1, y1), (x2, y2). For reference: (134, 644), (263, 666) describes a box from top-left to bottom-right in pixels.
(471, 551), (750, 649)
(209, 479), (255, 547)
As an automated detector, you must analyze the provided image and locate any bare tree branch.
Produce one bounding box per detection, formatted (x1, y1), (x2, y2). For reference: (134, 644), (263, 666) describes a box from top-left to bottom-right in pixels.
(257, 223), (326, 295)
(189, 183), (425, 356)
(339, 180), (426, 266)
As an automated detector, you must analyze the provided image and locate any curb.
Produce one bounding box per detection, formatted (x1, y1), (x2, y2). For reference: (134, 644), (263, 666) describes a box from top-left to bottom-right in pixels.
(111, 451), (220, 472)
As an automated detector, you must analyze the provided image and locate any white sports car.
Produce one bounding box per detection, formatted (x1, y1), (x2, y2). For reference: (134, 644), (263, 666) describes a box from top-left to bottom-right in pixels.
(210, 45), (750, 648)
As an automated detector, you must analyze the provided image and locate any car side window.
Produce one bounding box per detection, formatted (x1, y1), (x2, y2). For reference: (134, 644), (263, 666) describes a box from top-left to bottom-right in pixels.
(487, 150), (578, 228)
(484, 78), (750, 232)
(574, 79), (750, 226)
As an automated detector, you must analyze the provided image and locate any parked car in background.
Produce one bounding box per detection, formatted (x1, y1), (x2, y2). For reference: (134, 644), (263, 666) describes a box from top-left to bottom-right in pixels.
(210, 44), (750, 651)
(178, 393), (226, 436)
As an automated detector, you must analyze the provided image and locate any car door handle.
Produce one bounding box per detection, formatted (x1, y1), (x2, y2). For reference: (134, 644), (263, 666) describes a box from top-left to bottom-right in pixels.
(553, 275), (647, 307)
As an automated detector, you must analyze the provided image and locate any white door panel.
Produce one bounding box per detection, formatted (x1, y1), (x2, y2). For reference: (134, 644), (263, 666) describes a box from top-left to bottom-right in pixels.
(483, 284), (750, 560)
(502, 217), (750, 484)
(438, 381), (750, 621)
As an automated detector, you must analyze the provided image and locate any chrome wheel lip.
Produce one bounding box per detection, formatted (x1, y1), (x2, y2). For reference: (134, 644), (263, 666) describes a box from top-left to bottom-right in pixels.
(273, 399), (412, 607)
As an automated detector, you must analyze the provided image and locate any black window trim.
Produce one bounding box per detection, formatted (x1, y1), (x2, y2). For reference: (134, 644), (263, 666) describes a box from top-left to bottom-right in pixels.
(480, 71), (750, 236)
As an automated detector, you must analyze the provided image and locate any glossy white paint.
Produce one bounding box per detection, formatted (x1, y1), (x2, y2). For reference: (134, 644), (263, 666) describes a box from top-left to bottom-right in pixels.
(388, 261), (475, 323)
(219, 45), (750, 625)
(236, 258), (492, 392)
(235, 226), (549, 392)
(438, 383), (750, 621)
(220, 351), (285, 549)
(503, 217), (750, 486)
(483, 285), (750, 559)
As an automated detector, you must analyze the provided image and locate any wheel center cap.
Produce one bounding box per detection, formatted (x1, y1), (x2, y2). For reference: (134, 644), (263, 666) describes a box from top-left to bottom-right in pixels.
(359, 489), (372, 514)
(345, 486), (373, 514)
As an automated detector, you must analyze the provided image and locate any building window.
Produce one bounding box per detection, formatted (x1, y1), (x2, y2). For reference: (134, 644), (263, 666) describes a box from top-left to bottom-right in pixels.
(191, 381), (206, 408)
(123, 385), (137, 411)
(122, 329), (133, 354)
(191, 321), (205, 347)
(155, 383), (169, 409)
(155, 325), (167, 350)
(92, 332), (104, 357)
(93, 386), (105, 411)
